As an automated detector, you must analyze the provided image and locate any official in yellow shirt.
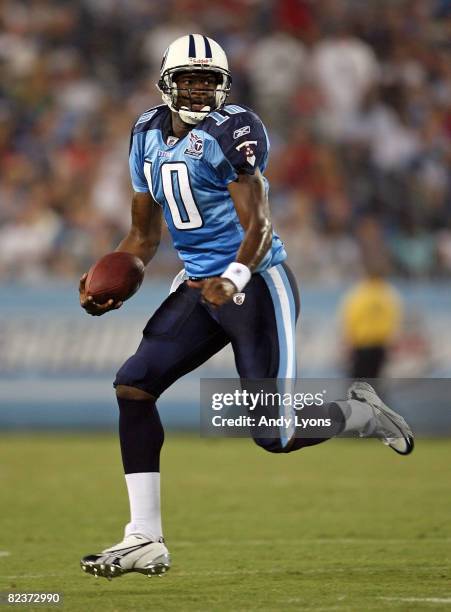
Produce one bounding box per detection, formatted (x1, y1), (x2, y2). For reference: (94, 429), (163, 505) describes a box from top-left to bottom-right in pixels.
(340, 268), (403, 378)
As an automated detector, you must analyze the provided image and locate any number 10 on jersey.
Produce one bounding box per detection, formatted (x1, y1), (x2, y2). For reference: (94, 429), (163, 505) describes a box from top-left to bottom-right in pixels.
(144, 161), (203, 230)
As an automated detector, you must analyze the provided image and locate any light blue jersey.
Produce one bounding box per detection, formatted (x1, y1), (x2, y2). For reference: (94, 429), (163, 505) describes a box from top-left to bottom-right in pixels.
(129, 103), (287, 277)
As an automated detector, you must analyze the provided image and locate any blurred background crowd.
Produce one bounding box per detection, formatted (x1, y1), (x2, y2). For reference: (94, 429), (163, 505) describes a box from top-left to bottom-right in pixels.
(1, 0), (450, 284)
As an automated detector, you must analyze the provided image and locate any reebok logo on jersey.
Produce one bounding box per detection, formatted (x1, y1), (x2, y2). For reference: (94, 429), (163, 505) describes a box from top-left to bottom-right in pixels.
(184, 132), (204, 158)
(233, 125), (251, 140)
(233, 293), (246, 305)
(235, 141), (257, 167)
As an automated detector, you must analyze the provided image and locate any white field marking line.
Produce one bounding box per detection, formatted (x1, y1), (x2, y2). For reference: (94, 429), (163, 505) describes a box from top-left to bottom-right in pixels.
(380, 598), (451, 604)
(242, 605), (381, 612)
(0, 570), (286, 580)
(286, 597), (346, 604)
(284, 608), (346, 612)
(0, 572), (69, 579)
(175, 537), (451, 546)
(175, 565), (451, 578)
(2, 566), (450, 581)
(176, 568), (328, 577)
(0, 569), (283, 580)
(299, 608), (354, 612)
(0, 551), (10, 557)
(313, 608), (397, 612)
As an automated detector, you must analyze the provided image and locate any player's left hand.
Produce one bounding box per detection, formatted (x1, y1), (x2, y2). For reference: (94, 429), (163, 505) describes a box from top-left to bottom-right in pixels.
(187, 277), (237, 307)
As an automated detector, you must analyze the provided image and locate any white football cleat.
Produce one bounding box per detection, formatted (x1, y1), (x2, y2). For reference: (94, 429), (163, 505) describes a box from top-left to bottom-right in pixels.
(80, 533), (170, 580)
(347, 382), (414, 455)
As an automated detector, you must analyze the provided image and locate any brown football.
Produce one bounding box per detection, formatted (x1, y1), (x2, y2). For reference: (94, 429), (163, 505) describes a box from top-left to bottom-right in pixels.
(85, 252), (145, 304)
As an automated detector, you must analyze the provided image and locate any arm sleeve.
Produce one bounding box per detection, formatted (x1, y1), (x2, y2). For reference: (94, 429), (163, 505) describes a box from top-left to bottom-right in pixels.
(211, 110), (270, 181)
(129, 131), (149, 193)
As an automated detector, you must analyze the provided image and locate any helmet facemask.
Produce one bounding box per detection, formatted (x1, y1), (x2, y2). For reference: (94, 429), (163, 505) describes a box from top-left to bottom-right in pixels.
(158, 67), (231, 125)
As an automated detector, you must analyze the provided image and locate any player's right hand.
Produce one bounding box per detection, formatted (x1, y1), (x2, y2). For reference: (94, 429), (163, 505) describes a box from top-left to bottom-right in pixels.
(79, 273), (123, 316)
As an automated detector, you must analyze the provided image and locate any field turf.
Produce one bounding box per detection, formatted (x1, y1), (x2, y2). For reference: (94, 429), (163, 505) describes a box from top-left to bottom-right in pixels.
(0, 434), (450, 611)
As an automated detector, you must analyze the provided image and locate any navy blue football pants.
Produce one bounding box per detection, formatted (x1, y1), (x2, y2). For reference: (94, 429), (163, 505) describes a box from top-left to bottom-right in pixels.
(114, 263), (343, 452)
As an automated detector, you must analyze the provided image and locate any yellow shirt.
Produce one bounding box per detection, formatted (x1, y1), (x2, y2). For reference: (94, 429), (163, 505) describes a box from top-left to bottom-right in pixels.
(341, 280), (402, 348)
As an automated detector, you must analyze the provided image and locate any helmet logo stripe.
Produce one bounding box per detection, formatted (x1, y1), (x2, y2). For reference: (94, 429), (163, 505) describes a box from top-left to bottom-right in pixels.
(188, 34), (196, 58)
(203, 36), (212, 59)
(160, 48), (168, 72)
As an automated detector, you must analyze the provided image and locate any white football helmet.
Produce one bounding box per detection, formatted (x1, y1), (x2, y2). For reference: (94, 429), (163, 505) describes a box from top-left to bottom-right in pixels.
(157, 34), (231, 125)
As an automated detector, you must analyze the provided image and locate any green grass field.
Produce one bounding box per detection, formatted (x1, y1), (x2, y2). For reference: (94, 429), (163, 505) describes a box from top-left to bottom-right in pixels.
(0, 434), (450, 612)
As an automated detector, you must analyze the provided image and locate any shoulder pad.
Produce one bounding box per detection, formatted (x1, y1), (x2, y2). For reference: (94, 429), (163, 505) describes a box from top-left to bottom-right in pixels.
(201, 104), (262, 138)
(133, 105), (169, 134)
(200, 105), (269, 176)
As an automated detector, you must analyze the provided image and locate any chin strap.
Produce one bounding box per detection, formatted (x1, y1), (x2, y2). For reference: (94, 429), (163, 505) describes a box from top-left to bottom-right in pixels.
(178, 105), (211, 125)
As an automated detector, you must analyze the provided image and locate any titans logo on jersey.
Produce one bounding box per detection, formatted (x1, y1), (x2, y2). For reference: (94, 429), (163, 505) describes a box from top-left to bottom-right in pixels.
(129, 104), (287, 277)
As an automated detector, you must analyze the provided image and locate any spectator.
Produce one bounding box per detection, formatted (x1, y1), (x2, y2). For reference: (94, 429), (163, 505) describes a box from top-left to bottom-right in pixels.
(0, 0), (449, 283)
(311, 20), (380, 137)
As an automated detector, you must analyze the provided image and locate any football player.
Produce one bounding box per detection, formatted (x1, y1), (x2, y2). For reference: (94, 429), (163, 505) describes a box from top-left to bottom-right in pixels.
(79, 34), (414, 580)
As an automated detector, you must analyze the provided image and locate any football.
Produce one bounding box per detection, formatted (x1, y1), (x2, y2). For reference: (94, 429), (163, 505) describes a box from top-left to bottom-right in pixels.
(85, 251), (145, 304)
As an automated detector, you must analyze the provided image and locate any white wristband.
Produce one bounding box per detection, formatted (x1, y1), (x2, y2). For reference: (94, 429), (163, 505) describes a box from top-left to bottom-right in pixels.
(221, 262), (251, 292)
